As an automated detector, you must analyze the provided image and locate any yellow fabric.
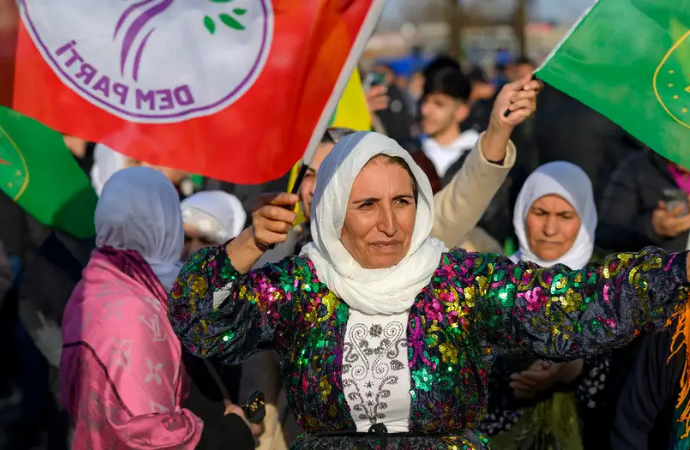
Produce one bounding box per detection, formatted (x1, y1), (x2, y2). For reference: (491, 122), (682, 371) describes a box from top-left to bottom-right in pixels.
(291, 69), (371, 225)
(489, 392), (583, 450)
(331, 68), (372, 132)
(287, 162), (306, 225)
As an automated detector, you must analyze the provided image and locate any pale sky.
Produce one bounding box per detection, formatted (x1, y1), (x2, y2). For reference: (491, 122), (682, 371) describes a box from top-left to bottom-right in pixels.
(382, 0), (596, 25)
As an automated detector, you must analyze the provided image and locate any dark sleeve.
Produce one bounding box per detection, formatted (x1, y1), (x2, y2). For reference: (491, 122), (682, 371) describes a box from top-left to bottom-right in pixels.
(611, 330), (683, 450)
(168, 244), (301, 366)
(0, 240), (11, 307)
(597, 154), (664, 251)
(477, 179), (512, 245)
(183, 353), (255, 450)
(450, 248), (690, 360)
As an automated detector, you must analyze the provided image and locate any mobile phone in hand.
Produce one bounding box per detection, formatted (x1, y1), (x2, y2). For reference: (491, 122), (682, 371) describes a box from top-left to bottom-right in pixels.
(663, 189), (689, 216)
(364, 71), (386, 90)
(241, 391), (266, 424)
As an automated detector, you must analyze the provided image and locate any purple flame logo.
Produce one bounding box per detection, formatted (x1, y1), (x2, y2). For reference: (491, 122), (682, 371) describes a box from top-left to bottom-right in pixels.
(114, 0), (246, 81)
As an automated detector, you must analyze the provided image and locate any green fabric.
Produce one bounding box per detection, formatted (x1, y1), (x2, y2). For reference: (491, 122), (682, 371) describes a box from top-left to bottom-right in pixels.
(504, 237), (516, 256)
(0, 106), (97, 238)
(190, 174), (205, 190)
(536, 0), (690, 167)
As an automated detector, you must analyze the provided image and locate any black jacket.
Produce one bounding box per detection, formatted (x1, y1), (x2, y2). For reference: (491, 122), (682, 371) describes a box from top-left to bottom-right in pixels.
(596, 150), (688, 253)
(611, 330), (681, 450)
(534, 85), (640, 204)
(443, 151), (512, 244)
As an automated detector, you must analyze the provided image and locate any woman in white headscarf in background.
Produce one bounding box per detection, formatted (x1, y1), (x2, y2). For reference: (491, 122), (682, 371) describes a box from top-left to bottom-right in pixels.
(511, 161), (597, 270)
(181, 191), (247, 261)
(478, 161), (602, 450)
(60, 167), (203, 449)
(61, 167), (258, 450)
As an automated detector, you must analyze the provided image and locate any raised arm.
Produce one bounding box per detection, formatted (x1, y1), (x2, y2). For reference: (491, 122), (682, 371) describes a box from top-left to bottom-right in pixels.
(169, 193), (300, 365)
(432, 75), (540, 248)
(450, 248), (690, 360)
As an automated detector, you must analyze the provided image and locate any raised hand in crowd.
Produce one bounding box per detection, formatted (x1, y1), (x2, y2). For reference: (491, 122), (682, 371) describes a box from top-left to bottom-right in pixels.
(365, 84), (390, 114)
(482, 74), (542, 162)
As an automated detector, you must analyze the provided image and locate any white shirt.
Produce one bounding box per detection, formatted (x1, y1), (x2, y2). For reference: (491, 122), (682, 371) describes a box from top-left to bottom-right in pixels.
(421, 129), (480, 178)
(342, 309), (411, 432)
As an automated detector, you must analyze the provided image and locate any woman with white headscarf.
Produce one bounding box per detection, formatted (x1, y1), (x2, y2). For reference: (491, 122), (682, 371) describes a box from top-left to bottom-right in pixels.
(181, 191), (247, 261)
(60, 167), (203, 449)
(60, 168), (257, 449)
(511, 161), (597, 269)
(169, 132), (690, 450)
(478, 162), (600, 449)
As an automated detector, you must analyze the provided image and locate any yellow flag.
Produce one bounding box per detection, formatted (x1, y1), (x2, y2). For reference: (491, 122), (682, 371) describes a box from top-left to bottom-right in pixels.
(289, 68), (371, 224)
(330, 67), (372, 131)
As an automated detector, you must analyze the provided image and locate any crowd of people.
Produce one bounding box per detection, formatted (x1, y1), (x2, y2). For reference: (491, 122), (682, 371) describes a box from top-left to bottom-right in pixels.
(1, 51), (690, 450)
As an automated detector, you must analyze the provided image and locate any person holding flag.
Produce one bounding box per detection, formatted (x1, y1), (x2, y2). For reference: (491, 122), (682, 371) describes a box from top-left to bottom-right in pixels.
(169, 72), (690, 450)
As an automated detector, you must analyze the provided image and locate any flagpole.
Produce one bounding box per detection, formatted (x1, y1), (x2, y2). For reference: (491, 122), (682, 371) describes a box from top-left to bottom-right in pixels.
(293, 0), (387, 193)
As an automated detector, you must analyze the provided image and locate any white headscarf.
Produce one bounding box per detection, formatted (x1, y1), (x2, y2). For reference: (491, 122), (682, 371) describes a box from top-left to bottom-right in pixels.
(181, 191), (247, 243)
(301, 132), (446, 316)
(512, 161), (597, 270)
(91, 143), (128, 196)
(95, 167), (184, 291)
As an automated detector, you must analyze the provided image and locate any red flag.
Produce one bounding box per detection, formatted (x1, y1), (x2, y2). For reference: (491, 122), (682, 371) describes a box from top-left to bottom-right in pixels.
(0, 0), (18, 108)
(9, 1), (384, 184)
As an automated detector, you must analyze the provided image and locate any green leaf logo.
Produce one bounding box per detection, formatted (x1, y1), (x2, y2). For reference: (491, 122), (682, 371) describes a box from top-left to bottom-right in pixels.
(204, 0), (247, 34)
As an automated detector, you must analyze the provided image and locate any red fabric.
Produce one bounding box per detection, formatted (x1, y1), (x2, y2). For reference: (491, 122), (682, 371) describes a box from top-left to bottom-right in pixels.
(411, 150), (441, 194)
(11, 1), (378, 184)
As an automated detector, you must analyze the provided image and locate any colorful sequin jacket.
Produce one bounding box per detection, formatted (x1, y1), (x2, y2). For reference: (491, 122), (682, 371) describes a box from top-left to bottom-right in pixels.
(169, 245), (689, 449)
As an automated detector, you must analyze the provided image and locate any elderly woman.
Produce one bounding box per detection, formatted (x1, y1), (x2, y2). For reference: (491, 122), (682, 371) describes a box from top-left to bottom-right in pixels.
(169, 132), (690, 449)
(478, 162), (603, 449)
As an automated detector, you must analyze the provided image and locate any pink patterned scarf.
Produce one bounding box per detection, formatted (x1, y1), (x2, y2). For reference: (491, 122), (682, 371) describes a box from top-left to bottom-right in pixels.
(61, 247), (203, 449)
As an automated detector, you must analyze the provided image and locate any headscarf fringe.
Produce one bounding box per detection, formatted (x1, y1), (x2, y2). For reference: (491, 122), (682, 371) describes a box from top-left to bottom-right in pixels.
(667, 307), (690, 439)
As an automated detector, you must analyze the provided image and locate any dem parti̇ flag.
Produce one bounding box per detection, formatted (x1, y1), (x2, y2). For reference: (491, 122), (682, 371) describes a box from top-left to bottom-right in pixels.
(9, 0), (385, 184)
(535, 0), (690, 169)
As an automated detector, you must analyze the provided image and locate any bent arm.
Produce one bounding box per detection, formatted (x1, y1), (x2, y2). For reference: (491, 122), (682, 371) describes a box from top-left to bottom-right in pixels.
(432, 133), (515, 248)
(169, 243), (301, 365)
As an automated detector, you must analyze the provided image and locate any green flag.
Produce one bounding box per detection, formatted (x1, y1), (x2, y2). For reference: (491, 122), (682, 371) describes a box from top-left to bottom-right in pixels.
(536, 0), (690, 167)
(0, 106), (97, 238)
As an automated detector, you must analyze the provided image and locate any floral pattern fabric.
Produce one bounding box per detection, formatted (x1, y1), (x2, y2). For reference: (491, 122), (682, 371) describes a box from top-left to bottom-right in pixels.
(168, 246), (689, 450)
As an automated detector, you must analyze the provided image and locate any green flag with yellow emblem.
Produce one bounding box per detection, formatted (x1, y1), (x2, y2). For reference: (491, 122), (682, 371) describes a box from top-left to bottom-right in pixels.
(0, 106), (97, 238)
(536, 0), (690, 168)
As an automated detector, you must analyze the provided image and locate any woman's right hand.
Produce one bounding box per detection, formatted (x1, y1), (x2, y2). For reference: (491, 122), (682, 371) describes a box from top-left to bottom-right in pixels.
(251, 192), (299, 250)
(226, 192), (298, 274)
(225, 404), (263, 437)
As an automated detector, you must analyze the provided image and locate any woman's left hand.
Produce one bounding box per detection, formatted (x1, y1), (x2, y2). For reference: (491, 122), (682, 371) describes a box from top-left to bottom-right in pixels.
(509, 359), (584, 400)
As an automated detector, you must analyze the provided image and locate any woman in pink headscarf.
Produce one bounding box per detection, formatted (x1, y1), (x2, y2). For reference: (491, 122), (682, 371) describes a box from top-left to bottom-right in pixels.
(60, 167), (203, 449)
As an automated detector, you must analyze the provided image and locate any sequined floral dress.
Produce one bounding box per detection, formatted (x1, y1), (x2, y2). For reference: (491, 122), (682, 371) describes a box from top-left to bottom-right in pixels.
(168, 245), (689, 450)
